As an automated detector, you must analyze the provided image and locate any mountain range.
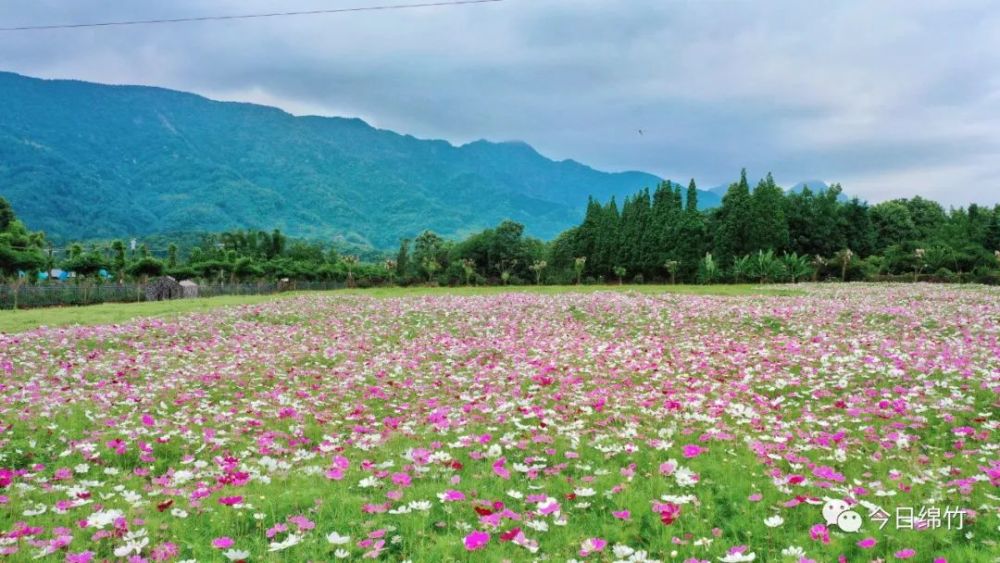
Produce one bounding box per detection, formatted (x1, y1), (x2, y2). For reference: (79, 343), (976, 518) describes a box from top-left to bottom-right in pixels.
(0, 72), (836, 248)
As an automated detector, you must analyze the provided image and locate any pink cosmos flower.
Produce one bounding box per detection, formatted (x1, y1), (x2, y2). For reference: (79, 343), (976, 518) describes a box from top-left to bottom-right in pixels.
(492, 457), (511, 480)
(810, 523), (830, 544)
(65, 552), (94, 563)
(212, 537), (234, 549)
(895, 549), (916, 559)
(266, 523), (288, 538)
(150, 542), (179, 561)
(857, 537), (877, 548)
(289, 515), (315, 530)
(464, 530), (490, 551)
(579, 537), (607, 557)
(659, 461), (677, 476)
(655, 502), (681, 525)
(612, 509), (631, 520)
(682, 444), (704, 458)
(218, 495), (243, 506)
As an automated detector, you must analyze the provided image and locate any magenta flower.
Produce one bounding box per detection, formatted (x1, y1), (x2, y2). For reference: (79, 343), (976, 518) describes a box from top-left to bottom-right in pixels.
(612, 509), (631, 520)
(579, 537), (607, 557)
(895, 549), (916, 559)
(464, 530), (490, 551)
(218, 495), (243, 506)
(681, 444), (704, 458)
(492, 457), (510, 480)
(857, 537), (877, 549)
(212, 537), (234, 549)
(810, 523), (830, 544)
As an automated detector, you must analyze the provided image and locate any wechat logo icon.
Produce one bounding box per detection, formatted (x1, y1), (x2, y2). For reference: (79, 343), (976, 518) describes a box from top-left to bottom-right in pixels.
(823, 498), (863, 533)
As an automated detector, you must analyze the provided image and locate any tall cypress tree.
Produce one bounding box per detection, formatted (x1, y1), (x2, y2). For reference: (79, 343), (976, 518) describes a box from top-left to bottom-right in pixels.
(685, 179), (699, 214)
(651, 182), (676, 267)
(714, 169), (754, 262)
(593, 198), (620, 278)
(676, 179), (705, 281)
(750, 172), (789, 252)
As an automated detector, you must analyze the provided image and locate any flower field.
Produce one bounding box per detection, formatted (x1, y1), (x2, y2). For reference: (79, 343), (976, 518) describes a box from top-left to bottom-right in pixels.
(0, 285), (998, 562)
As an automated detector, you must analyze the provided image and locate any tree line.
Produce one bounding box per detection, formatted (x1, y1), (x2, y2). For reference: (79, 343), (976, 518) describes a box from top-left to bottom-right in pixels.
(2, 169), (1000, 289)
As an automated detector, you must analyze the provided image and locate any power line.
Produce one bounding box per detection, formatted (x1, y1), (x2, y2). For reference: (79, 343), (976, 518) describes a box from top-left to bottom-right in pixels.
(0, 0), (504, 32)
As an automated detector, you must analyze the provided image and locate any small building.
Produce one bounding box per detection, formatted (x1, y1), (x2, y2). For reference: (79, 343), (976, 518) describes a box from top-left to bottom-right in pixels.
(179, 280), (199, 299)
(145, 276), (183, 301)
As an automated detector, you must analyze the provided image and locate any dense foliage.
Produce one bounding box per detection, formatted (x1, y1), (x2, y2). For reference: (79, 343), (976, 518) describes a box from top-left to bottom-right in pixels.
(3, 162), (1000, 291)
(544, 170), (1000, 285)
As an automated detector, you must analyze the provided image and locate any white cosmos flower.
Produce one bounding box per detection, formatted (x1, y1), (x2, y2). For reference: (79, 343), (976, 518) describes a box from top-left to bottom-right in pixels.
(23, 503), (46, 516)
(268, 533), (302, 552)
(718, 552), (755, 562)
(334, 549), (350, 559)
(780, 546), (806, 558)
(613, 544), (636, 558)
(170, 508), (188, 518)
(87, 509), (123, 529)
(573, 487), (596, 497)
(524, 520), (548, 532)
(223, 549), (250, 561)
(675, 466), (699, 487)
(764, 515), (784, 527)
(326, 532), (350, 545)
(112, 535), (148, 557)
(358, 476), (380, 488)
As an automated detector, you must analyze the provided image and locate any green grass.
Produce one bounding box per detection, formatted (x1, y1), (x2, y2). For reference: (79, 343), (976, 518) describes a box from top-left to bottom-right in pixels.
(0, 284), (801, 334)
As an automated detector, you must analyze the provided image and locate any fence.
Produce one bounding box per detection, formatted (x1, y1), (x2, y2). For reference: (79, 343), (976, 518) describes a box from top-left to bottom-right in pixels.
(0, 281), (346, 310)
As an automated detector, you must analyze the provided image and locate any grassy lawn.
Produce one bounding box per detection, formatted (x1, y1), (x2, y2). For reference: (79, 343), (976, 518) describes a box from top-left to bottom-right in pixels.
(0, 284), (800, 333)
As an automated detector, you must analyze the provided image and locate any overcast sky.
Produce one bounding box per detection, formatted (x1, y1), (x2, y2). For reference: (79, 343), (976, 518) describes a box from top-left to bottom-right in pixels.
(1, 0), (998, 205)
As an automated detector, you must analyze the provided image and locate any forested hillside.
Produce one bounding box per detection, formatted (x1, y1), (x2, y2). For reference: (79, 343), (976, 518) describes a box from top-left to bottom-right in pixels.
(0, 71), (698, 247)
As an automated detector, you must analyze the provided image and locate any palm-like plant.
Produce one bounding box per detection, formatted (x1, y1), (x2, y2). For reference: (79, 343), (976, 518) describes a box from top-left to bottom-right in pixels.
(613, 265), (627, 285)
(342, 255), (359, 287)
(460, 258), (476, 286)
(750, 250), (785, 284)
(913, 248), (926, 282)
(529, 260), (547, 285)
(834, 248), (853, 282)
(664, 260), (680, 285)
(731, 255), (752, 283)
(698, 253), (720, 284)
(573, 257), (587, 285)
(811, 255), (827, 282)
(383, 259), (397, 285)
(781, 252), (812, 283)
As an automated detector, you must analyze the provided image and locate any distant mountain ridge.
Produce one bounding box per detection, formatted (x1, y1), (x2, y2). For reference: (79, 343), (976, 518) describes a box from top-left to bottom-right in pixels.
(0, 71), (724, 248)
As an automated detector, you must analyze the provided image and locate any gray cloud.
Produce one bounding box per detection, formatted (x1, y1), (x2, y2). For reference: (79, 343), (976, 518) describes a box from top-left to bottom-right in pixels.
(1, 0), (998, 205)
